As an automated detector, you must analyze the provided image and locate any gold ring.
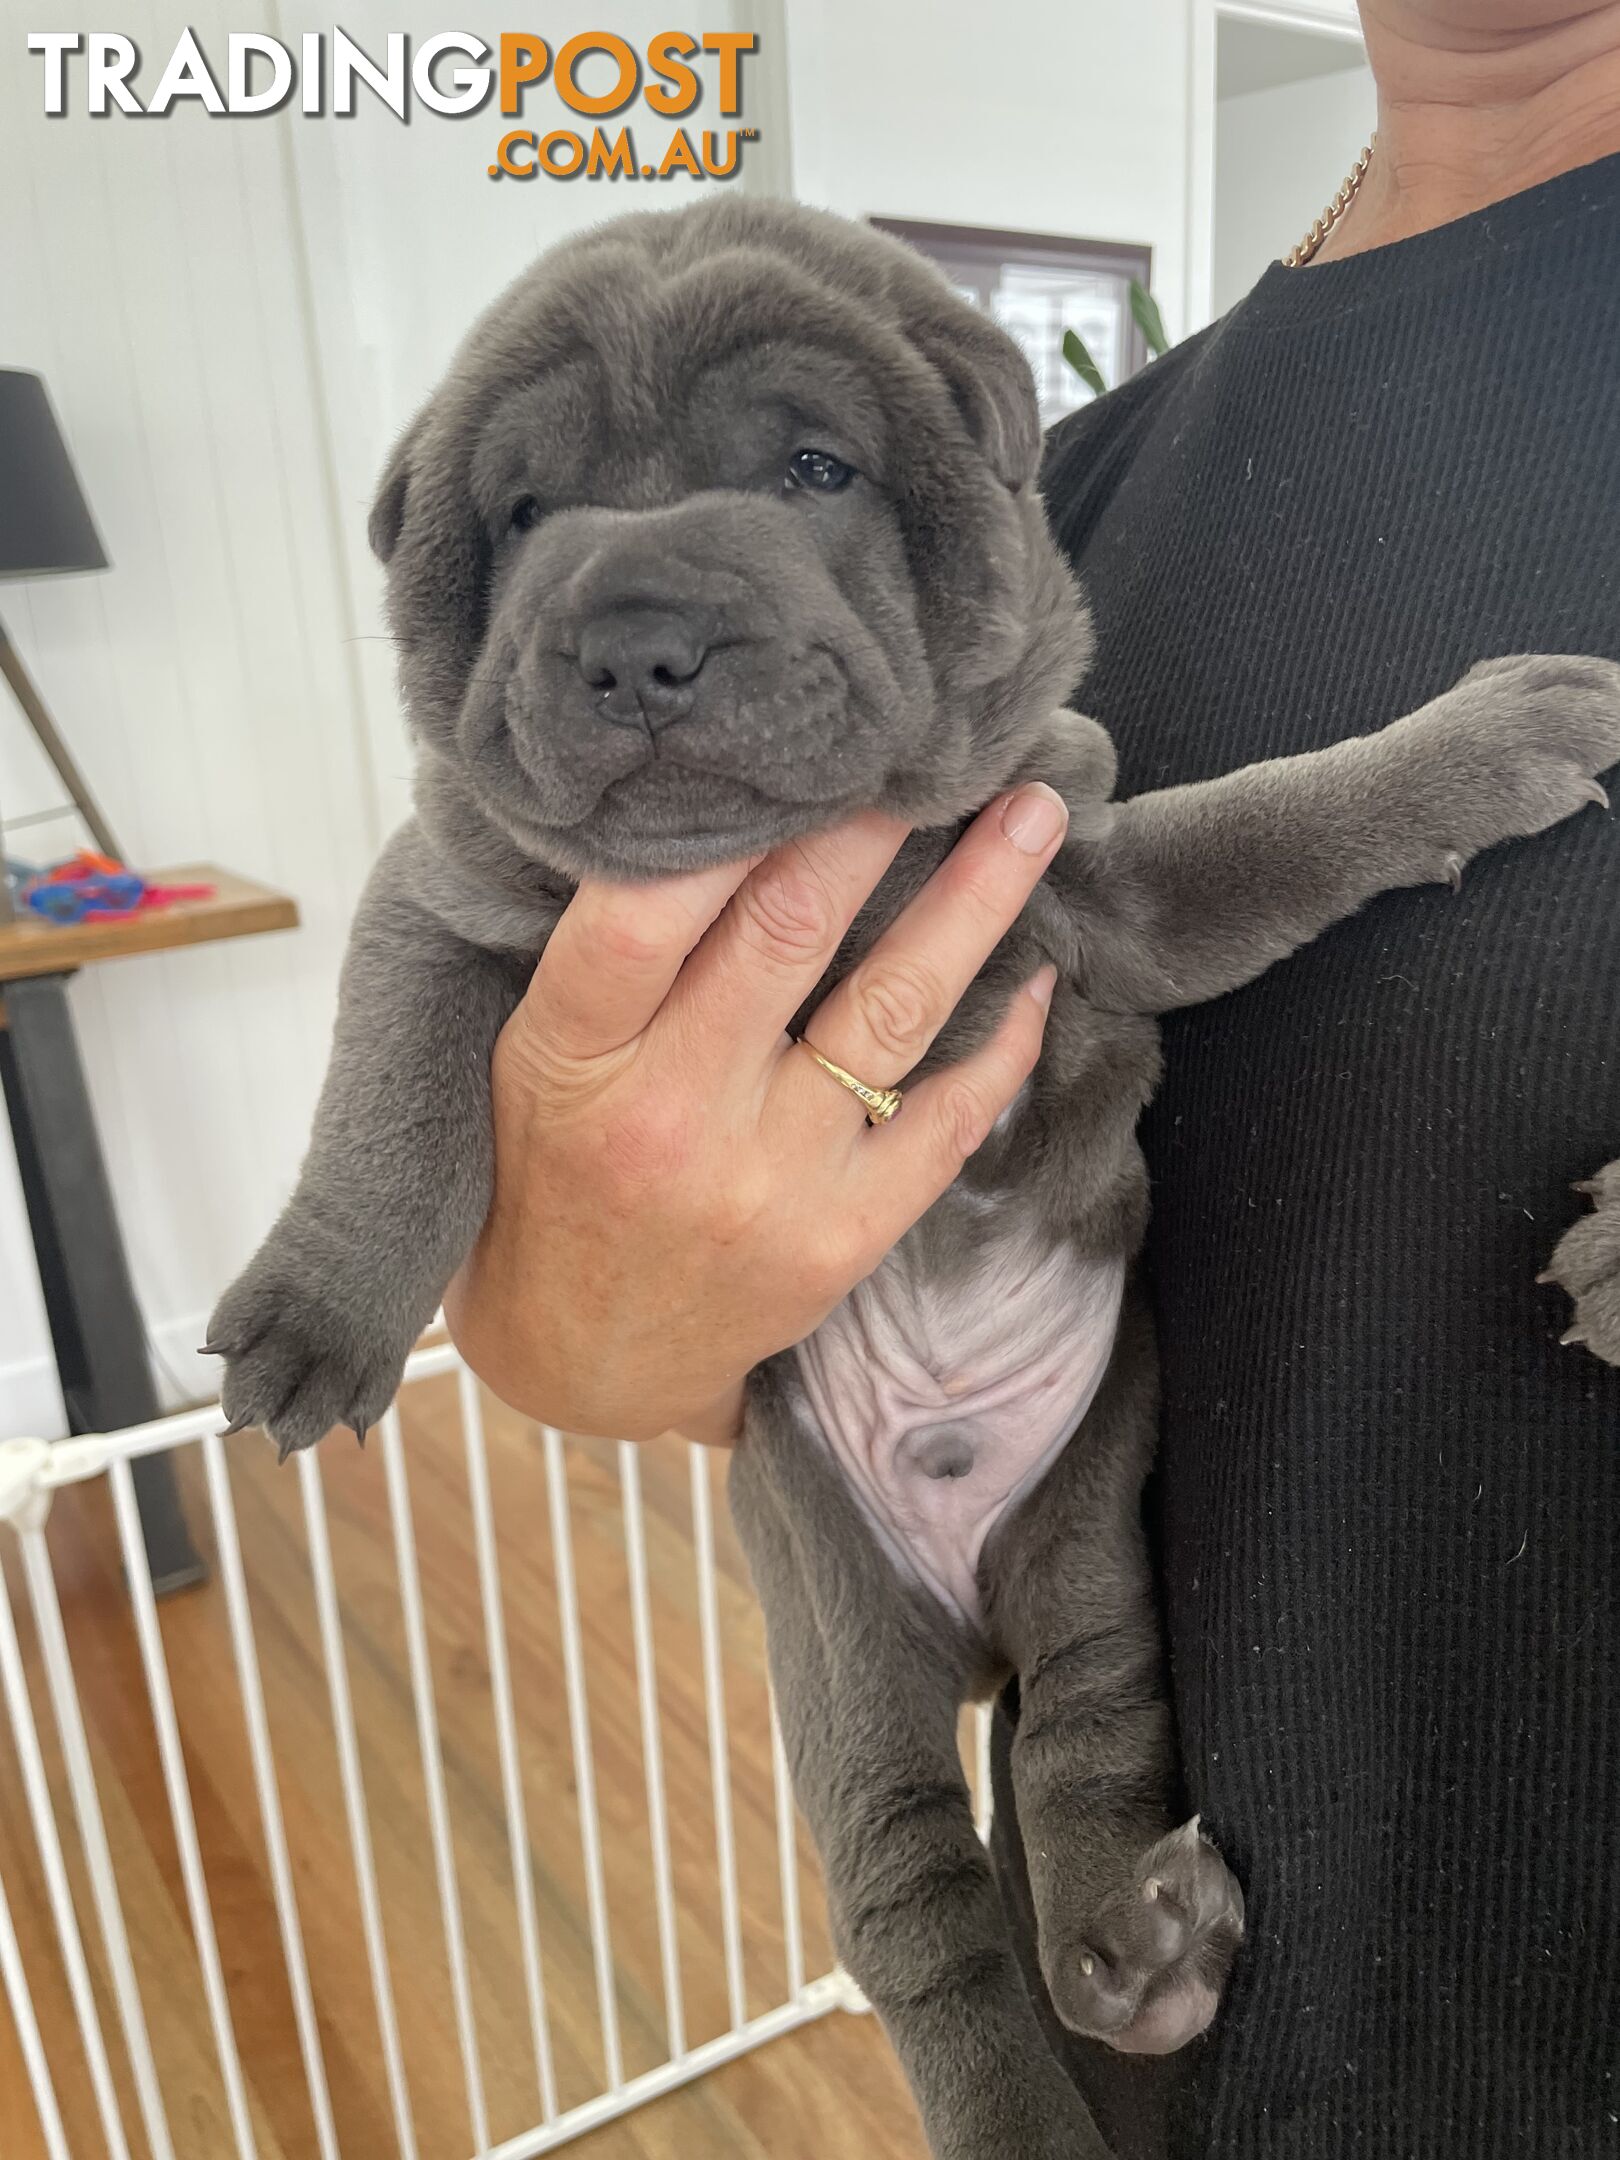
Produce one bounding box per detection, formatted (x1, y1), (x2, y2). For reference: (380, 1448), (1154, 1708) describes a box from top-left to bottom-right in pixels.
(794, 1037), (903, 1125)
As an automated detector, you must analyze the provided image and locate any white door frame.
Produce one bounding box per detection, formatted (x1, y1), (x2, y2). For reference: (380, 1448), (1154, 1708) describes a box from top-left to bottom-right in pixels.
(1183, 0), (1366, 332)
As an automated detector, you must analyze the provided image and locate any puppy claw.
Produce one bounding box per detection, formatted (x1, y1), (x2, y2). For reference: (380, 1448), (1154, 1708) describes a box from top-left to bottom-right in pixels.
(276, 1433), (297, 1464)
(1443, 852), (1465, 892)
(1581, 780), (1610, 810)
(1561, 1327), (1588, 1348)
(1574, 1179), (1602, 1198)
(218, 1413), (256, 1437)
(350, 1422), (369, 1450)
(1143, 1877), (1162, 1903)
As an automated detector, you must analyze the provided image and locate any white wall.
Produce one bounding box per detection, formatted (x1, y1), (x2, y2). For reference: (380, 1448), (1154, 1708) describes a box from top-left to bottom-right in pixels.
(1, 0), (1195, 1437)
(281, 0), (763, 834)
(786, 0), (1196, 342)
(1213, 56), (1377, 315)
(1, 4), (379, 1434)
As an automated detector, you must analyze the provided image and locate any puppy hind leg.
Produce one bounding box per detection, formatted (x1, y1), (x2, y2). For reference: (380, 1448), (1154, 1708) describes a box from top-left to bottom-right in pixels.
(984, 1299), (1244, 2058)
(729, 1398), (1107, 2160)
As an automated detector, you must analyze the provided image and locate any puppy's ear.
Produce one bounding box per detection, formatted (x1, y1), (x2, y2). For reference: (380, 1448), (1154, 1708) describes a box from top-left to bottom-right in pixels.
(368, 409), (429, 565)
(912, 307), (1043, 492)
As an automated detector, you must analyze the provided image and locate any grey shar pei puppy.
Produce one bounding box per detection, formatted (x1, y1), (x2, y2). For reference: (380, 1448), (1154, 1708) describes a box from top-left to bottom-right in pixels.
(210, 199), (1620, 2159)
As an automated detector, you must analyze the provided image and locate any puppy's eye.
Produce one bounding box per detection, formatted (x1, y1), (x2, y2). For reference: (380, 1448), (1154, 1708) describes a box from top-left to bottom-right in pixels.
(786, 448), (855, 495)
(510, 496), (543, 532)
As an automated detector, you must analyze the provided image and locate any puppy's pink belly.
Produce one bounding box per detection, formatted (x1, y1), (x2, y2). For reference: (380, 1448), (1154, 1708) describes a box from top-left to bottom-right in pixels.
(795, 1232), (1125, 1630)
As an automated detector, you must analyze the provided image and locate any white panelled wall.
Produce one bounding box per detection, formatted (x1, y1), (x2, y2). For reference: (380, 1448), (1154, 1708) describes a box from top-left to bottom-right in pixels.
(1, 1), (1204, 1438)
(1, 2), (381, 1435)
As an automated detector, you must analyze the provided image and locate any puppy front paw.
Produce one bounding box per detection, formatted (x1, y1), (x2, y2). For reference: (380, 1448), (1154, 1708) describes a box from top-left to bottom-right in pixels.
(1040, 1817), (1244, 2056)
(1414, 655), (1620, 875)
(206, 1243), (417, 1458)
(1541, 1161), (1620, 1368)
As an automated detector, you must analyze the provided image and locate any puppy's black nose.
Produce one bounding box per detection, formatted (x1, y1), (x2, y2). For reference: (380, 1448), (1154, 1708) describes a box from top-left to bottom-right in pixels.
(576, 606), (712, 730)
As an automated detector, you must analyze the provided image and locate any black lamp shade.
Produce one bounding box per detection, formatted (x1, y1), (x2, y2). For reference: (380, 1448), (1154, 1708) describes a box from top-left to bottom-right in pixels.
(0, 371), (108, 579)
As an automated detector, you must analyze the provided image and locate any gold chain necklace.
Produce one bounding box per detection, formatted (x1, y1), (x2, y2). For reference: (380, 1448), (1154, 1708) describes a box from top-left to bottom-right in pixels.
(1284, 136), (1377, 268)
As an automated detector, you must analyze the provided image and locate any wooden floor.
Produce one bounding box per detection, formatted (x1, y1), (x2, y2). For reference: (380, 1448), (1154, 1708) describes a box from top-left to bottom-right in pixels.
(0, 1368), (925, 2159)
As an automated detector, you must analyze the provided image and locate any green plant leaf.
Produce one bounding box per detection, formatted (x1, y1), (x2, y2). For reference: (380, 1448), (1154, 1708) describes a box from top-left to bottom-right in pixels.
(1061, 327), (1106, 398)
(1129, 279), (1170, 358)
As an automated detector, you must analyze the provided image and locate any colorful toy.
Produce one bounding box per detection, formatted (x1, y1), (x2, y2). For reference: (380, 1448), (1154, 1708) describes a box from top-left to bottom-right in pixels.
(18, 850), (215, 926)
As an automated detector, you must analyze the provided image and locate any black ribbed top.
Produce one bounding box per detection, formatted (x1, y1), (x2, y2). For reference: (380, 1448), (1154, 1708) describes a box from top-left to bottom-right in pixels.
(1037, 154), (1620, 2157)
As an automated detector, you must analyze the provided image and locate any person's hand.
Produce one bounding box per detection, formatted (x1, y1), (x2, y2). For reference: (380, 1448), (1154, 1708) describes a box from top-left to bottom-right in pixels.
(444, 784), (1068, 1445)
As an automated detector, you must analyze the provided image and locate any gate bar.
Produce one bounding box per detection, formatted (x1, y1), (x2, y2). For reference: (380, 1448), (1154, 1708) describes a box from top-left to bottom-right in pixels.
(689, 1444), (747, 2032)
(297, 1452), (420, 2160)
(460, 1367), (559, 2125)
(617, 1440), (687, 2061)
(380, 1408), (491, 2156)
(543, 1424), (623, 2092)
(202, 1433), (340, 2160)
(487, 1978), (851, 2160)
(109, 1458), (258, 2160)
(0, 1566), (132, 2158)
(973, 1703), (994, 1842)
(19, 1526), (177, 2160)
(0, 1851), (71, 2160)
(769, 1690), (806, 2001)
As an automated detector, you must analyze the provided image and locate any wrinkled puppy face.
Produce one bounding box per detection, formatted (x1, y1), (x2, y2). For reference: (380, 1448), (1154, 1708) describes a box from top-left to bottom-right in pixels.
(374, 200), (1089, 879)
(471, 342), (927, 873)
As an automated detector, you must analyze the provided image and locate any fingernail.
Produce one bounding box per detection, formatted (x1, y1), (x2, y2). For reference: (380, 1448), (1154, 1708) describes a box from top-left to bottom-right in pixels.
(1025, 962), (1057, 1010)
(1001, 782), (1068, 856)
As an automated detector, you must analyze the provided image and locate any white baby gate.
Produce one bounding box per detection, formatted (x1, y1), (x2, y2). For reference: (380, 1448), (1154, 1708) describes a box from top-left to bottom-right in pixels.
(0, 1338), (950, 2160)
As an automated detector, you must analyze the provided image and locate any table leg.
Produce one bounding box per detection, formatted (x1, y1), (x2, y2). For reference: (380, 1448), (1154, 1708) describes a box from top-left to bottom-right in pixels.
(0, 972), (205, 1592)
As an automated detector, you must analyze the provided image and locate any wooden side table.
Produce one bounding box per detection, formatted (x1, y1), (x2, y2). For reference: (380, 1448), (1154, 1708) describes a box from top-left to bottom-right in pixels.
(0, 866), (299, 1590)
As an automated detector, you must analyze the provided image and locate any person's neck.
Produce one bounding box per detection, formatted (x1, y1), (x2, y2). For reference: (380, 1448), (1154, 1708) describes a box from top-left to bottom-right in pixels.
(1313, 2), (1620, 262)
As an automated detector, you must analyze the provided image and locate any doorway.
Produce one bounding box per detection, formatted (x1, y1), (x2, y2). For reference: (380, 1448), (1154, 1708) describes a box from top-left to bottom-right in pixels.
(1212, 7), (1375, 316)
